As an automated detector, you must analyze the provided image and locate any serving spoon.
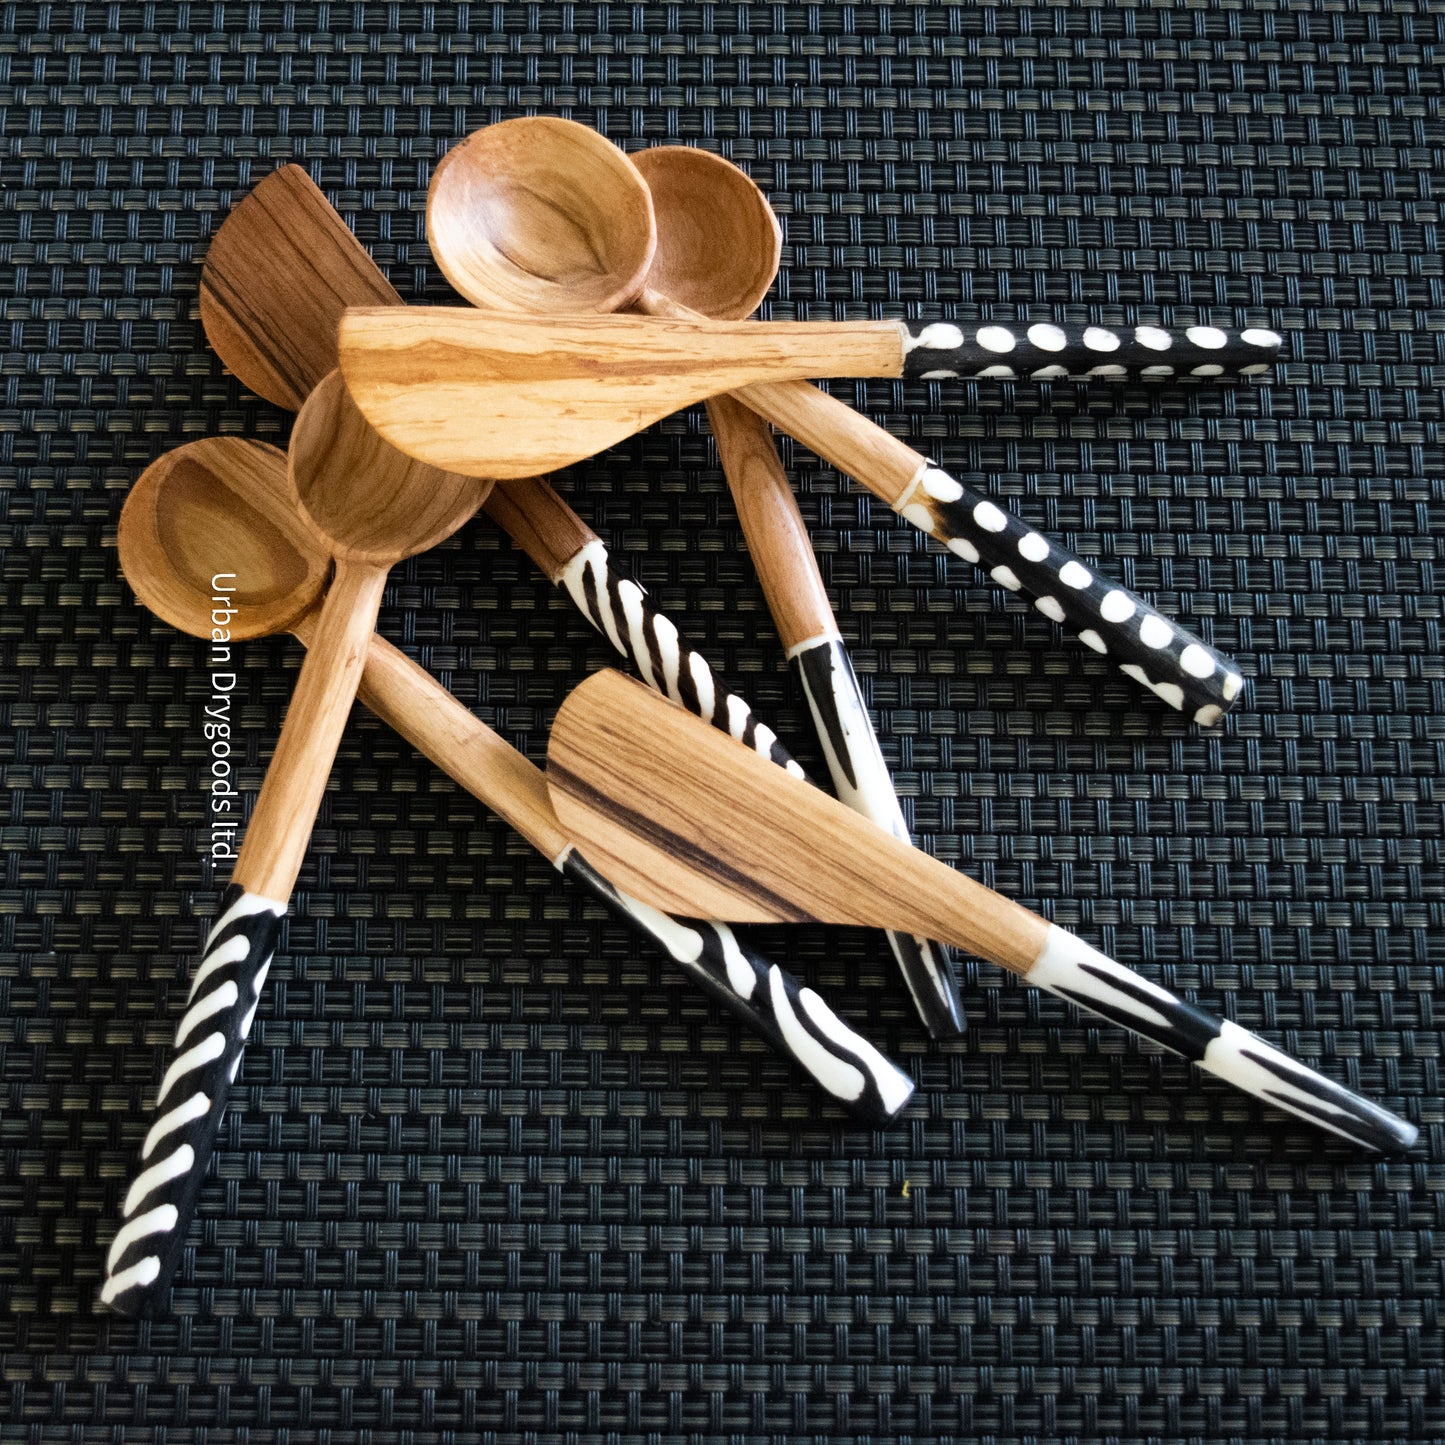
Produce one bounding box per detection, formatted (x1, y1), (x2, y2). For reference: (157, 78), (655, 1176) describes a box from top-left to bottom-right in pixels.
(412, 118), (1258, 724)
(548, 671), (1418, 1154)
(99, 384), (492, 1312)
(101, 438), (913, 1316)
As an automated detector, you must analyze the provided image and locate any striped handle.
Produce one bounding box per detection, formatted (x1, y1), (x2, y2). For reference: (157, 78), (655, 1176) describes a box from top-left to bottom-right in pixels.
(99, 886), (286, 1314)
(559, 539), (807, 779)
(562, 852), (915, 1125)
(1026, 926), (1418, 1152)
(790, 637), (965, 1038)
(895, 464), (1244, 725)
(901, 320), (1283, 383)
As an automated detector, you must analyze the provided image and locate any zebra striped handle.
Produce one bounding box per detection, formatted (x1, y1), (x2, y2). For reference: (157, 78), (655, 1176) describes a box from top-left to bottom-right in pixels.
(790, 638), (965, 1038)
(895, 465), (1244, 725)
(99, 886), (285, 1316)
(562, 853), (915, 1125)
(559, 539), (807, 779)
(900, 320), (1283, 383)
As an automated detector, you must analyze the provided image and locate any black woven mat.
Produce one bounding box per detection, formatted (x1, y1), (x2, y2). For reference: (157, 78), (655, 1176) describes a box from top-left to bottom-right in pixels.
(2, 4), (1442, 1442)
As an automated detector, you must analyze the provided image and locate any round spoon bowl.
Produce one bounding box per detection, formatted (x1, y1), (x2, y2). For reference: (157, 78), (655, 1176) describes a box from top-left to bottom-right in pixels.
(119, 437), (329, 640)
(427, 116), (656, 316)
(631, 146), (781, 320)
(289, 371), (494, 564)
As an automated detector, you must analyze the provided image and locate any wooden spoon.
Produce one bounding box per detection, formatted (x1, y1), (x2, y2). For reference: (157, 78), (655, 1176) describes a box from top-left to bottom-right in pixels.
(101, 385), (490, 1313)
(103, 438), (912, 1315)
(547, 671), (1419, 1154)
(416, 122), (1263, 724)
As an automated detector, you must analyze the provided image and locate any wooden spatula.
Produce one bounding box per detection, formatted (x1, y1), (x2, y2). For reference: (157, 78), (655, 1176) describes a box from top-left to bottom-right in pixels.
(546, 670), (1418, 1153)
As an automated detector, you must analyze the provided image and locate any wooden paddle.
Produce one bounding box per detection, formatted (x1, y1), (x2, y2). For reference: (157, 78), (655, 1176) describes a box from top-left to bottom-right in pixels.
(546, 670), (1418, 1154)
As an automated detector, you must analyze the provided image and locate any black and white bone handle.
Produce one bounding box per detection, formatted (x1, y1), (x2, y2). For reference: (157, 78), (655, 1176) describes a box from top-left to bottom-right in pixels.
(561, 853), (914, 1124)
(100, 884), (285, 1313)
(895, 464), (1244, 723)
(900, 320), (1283, 383)
(558, 539), (809, 776)
(1023, 925), (1417, 1152)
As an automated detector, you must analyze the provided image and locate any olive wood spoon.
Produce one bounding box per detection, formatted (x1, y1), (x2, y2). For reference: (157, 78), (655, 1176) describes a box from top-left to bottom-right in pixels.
(547, 670), (1418, 1155)
(101, 441), (913, 1315)
(422, 120), (1258, 724)
(626, 144), (966, 1038)
(198, 164), (804, 777)
(99, 382), (491, 1314)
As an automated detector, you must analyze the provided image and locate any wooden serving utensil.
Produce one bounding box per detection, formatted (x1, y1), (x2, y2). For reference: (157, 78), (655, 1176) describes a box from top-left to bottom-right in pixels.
(547, 671), (1419, 1154)
(415, 119), (1264, 725)
(102, 438), (913, 1314)
(100, 385), (491, 1314)
(412, 123), (965, 1036)
(198, 164), (805, 786)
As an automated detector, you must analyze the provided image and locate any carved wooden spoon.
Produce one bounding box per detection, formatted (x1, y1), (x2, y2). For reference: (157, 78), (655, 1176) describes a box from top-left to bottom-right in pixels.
(100, 383), (491, 1313)
(547, 670), (1418, 1154)
(417, 119), (1258, 724)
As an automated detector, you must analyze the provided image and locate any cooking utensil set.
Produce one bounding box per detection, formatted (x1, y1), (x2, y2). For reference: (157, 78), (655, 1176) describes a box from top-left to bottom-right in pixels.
(100, 117), (1414, 1317)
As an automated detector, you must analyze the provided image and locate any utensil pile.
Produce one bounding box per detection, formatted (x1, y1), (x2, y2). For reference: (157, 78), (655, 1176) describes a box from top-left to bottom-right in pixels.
(99, 117), (1414, 1317)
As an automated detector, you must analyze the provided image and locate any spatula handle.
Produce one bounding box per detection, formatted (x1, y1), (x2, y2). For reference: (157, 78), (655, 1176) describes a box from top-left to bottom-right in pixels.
(894, 465), (1244, 724)
(899, 320), (1283, 383)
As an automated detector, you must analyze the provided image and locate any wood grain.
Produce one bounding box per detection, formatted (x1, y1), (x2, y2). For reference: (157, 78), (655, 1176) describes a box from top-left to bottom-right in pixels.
(232, 558), (388, 901)
(336, 307), (907, 478)
(704, 393), (835, 650)
(481, 474), (599, 581)
(200, 164), (402, 411)
(289, 370), (493, 565)
(547, 669), (1050, 973)
(427, 116), (656, 317)
(118, 437), (330, 643)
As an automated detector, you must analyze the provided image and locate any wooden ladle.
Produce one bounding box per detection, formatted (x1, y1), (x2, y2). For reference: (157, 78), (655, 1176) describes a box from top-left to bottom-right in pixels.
(102, 437), (913, 1315)
(414, 120), (1258, 724)
(548, 670), (1419, 1155)
(101, 386), (490, 1313)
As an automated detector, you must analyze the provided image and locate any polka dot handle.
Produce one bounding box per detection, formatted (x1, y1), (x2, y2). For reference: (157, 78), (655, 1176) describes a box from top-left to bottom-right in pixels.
(899, 320), (1283, 383)
(896, 465), (1244, 725)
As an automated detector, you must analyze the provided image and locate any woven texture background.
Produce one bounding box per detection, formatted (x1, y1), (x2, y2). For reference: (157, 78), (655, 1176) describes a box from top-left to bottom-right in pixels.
(2, 3), (1442, 1442)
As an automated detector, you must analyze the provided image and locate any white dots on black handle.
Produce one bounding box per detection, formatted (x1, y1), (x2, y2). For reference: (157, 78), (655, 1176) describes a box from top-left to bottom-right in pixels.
(900, 321), (1283, 382)
(897, 465), (1245, 725)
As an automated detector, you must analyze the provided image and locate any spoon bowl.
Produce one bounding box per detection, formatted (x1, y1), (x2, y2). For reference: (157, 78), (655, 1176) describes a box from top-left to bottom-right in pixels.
(427, 116), (656, 316)
(118, 437), (330, 639)
(631, 146), (780, 319)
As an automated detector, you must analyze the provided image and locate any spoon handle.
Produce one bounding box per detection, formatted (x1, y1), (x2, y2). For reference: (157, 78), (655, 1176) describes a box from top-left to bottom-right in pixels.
(737, 379), (1246, 724)
(898, 320), (1283, 383)
(100, 560), (389, 1317)
(485, 476), (806, 779)
(707, 393), (966, 1039)
(347, 626), (916, 1128)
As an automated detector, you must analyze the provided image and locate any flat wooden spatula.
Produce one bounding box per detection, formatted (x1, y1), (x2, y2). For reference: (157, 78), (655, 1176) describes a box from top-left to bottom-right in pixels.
(547, 670), (1417, 1153)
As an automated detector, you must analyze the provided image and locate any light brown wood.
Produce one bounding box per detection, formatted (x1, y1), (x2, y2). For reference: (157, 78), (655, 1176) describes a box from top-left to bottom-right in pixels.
(732, 376), (928, 507)
(480, 474), (599, 581)
(289, 370), (493, 565)
(196, 162), (610, 605)
(547, 669), (1050, 972)
(338, 307), (906, 479)
(231, 372), (492, 901)
(119, 437), (572, 867)
(200, 165), (403, 411)
(233, 557), (388, 899)
(704, 394), (836, 649)
(427, 116), (656, 317)
(630, 146), (780, 321)
(118, 437), (331, 642)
